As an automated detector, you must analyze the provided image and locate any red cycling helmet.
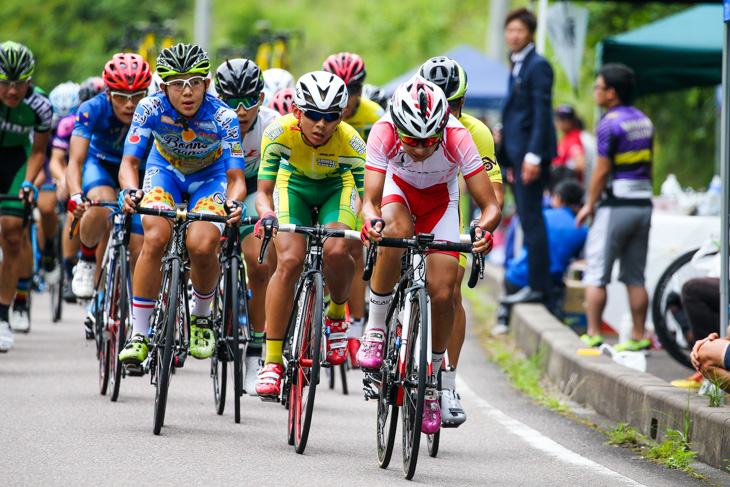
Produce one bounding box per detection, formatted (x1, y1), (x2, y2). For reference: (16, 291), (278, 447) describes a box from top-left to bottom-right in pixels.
(322, 52), (366, 86)
(267, 87), (295, 116)
(103, 53), (152, 91)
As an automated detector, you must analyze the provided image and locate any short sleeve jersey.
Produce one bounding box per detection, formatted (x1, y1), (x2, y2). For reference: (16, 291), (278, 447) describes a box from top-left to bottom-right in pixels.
(242, 106), (280, 180)
(124, 93), (244, 175)
(258, 114), (366, 195)
(73, 93), (132, 164)
(53, 114), (76, 151)
(366, 113), (484, 189)
(596, 105), (653, 202)
(0, 86), (53, 150)
(458, 113), (502, 185)
(345, 98), (385, 141)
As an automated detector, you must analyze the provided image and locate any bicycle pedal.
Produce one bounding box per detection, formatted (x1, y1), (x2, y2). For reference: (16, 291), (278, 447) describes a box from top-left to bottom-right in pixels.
(258, 394), (280, 403)
(124, 363), (145, 376)
(173, 352), (187, 368)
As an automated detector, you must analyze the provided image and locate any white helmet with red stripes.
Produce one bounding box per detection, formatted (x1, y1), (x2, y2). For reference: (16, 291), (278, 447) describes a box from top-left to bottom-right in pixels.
(389, 76), (449, 138)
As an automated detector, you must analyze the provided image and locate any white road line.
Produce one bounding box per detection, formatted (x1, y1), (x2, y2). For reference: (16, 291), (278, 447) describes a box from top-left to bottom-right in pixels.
(457, 377), (646, 487)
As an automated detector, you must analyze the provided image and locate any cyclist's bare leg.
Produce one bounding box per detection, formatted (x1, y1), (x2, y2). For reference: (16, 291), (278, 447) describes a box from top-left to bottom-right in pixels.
(627, 284), (648, 341)
(447, 265), (467, 367)
(369, 202), (412, 296)
(585, 285), (607, 338)
(37, 190), (57, 243)
(348, 239), (366, 320)
(0, 216), (26, 306)
(128, 233), (143, 275)
(322, 221), (355, 306)
(62, 210), (80, 275)
(426, 252), (459, 355)
(132, 216), (171, 300)
(186, 221), (222, 297)
(264, 232), (307, 340)
(80, 185), (115, 248)
(242, 233), (272, 336)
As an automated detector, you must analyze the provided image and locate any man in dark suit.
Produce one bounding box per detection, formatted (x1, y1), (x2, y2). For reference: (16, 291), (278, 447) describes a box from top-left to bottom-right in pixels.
(497, 7), (557, 312)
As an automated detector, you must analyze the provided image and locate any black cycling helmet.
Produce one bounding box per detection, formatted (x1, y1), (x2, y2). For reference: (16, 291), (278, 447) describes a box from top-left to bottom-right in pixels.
(214, 59), (264, 98)
(418, 56), (468, 101)
(362, 83), (387, 110)
(156, 43), (210, 79)
(0, 41), (35, 81)
(78, 76), (105, 102)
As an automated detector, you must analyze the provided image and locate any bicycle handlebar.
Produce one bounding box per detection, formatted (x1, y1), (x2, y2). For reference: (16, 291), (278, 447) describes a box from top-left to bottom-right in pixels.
(257, 222), (361, 265)
(68, 200), (119, 239)
(133, 205), (260, 226)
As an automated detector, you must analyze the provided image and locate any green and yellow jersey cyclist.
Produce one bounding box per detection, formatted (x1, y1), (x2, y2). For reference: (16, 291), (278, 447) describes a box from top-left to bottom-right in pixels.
(213, 58), (282, 396)
(118, 44), (246, 368)
(253, 71), (365, 399)
(419, 56), (504, 427)
(322, 52), (385, 361)
(0, 41), (53, 350)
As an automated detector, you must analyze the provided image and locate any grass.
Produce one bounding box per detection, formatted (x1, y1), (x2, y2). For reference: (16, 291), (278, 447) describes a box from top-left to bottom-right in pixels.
(605, 422), (645, 448)
(700, 372), (730, 408)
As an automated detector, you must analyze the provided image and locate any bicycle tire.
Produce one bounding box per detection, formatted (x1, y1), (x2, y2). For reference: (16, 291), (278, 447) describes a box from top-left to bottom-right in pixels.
(291, 272), (324, 454)
(402, 287), (428, 480)
(109, 251), (129, 402)
(339, 362), (348, 395)
(96, 267), (110, 396)
(212, 285), (227, 415)
(51, 221), (64, 322)
(377, 294), (402, 469)
(652, 249), (698, 369)
(229, 254), (243, 424)
(153, 259), (180, 435)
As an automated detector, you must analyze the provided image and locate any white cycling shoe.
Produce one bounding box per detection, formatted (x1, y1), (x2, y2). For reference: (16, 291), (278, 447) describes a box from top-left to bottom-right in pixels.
(72, 260), (96, 299)
(0, 320), (14, 352)
(244, 354), (264, 396)
(440, 388), (467, 427)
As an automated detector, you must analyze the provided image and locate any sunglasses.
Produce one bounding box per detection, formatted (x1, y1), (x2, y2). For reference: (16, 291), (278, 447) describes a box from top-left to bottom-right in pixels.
(224, 96), (260, 111)
(163, 76), (207, 92)
(397, 130), (442, 147)
(109, 90), (147, 103)
(301, 109), (342, 123)
(0, 78), (31, 89)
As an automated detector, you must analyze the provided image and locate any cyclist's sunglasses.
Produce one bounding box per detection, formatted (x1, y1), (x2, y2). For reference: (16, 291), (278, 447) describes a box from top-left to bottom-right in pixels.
(0, 78), (31, 89)
(163, 76), (207, 92)
(109, 90), (147, 103)
(397, 130), (443, 148)
(301, 109), (342, 123)
(224, 95), (260, 111)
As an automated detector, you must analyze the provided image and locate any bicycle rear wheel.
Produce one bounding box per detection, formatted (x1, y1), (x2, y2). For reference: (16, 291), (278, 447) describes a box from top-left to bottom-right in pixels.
(50, 221), (64, 322)
(402, 287), (428, 480)
(95, 267), (110, 396)
(109, 252), (129, 402)
(652, 249), (699, 369)
(290, 272), (324, 454)
(377, 296), (402, 469)
(229, 254), (243, 424)
(212, 284), (227, 415)
(153, 259), (180, 435)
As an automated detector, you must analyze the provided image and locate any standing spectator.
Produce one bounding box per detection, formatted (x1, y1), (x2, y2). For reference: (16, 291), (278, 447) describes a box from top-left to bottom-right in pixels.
(552, 104), (586, 182)
(576, 63), (654, 351)
(497, 7), (557, 307)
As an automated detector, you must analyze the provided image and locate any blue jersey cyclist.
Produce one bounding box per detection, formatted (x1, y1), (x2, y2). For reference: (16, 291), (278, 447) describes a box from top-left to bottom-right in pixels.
(66, 53), (153, 306)
(118, 43), (246, 367)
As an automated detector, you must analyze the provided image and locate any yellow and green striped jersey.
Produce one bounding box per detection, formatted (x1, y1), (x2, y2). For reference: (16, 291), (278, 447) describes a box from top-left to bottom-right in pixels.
(345, 98), (385, 141)
(258, 114), (366, 195)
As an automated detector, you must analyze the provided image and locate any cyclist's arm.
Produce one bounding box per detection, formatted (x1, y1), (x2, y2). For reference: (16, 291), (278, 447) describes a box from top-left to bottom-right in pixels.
(24, 130), (50, 188)
(66, 135), (91, 196)
(49, 148), (67, 182)
(464, 169), (501, 233)
(225, 167), (246, 202)
(118, 154), (142, 191)
(254, 178), (276, 216)
(362, 168), (386, 223)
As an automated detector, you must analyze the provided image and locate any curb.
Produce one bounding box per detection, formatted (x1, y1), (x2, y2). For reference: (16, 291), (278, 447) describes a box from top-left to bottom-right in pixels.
(482, 264), (730, 470)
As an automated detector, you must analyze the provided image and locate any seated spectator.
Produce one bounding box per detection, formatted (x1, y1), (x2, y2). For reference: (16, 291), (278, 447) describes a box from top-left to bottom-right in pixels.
(494, 179), (588, 334)
(552, 104), (586, 182)
(691, 325), (730, 393)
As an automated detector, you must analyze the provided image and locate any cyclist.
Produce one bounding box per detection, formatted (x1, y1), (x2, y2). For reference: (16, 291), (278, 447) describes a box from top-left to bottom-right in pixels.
(214, 58), (280, 395)
(419, 56), (504, 426)
(262, 68), (295, 105)
(323, 52), (385, 363)
(267, 87), (295, 116)
(359, 77), (501, 433)
(78, 76), (105, 103)
(66, 54), (152, 308)
(118, 43), (245, 367)
(0, 41), (52, 346)
(361, 83), (388, 110)
(253, 71), (365, 399)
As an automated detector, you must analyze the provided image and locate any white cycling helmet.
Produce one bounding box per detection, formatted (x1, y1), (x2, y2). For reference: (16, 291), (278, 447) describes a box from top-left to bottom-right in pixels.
(390, 76), (449, 138)
(49, 81), (80, 117)
(293, 71), (348, 112)
(262, 68), (295, 104)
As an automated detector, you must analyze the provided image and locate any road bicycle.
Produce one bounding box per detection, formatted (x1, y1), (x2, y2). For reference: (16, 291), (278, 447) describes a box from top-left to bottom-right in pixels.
(259, 215), (360, 454)
(361, 231), (484, 480)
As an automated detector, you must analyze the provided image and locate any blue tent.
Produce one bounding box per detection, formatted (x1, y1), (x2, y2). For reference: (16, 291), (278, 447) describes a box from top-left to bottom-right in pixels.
(381, 45), (510, 110)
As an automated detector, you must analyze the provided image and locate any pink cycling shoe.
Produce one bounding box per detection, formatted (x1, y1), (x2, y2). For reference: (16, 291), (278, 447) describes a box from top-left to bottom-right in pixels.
(356, 328), (385, 369)
(422, 389), (441, 434)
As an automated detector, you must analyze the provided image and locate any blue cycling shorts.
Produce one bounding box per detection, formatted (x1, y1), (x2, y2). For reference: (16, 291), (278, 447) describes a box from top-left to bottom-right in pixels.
(82, 155), (143, 235)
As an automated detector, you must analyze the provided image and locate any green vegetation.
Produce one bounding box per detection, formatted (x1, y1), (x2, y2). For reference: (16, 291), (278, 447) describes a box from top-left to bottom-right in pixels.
(700, 372), (730, 408)
(606, 422), (645, 447)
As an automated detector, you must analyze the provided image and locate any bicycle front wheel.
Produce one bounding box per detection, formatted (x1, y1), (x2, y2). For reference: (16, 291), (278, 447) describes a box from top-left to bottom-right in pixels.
(109, 252), (130, 402)
(290, 272), (324, 454)
(652, 249), (699, 369)
(212, 280), (227, 415)
(228, 254), (243, 424)
(402, 287), (428, 480)
(153, 259), (180, 435)
(95, 267), (110, 396)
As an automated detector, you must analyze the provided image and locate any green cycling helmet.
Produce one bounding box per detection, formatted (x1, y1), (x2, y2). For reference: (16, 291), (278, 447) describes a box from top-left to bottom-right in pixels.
(418, 56), (467, 101)
(156, 43), (210, 79)
(0, 41), (35, 81)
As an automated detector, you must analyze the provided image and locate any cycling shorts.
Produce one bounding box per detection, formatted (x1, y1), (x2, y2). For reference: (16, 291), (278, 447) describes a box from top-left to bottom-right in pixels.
(273, 172), (356, 229)
(239, 191), (258, 240)
(82, 156), (143, 235)
(382, 172), (460, 258)
(0, 146), (28, 218)
(140, 150), (229, 233)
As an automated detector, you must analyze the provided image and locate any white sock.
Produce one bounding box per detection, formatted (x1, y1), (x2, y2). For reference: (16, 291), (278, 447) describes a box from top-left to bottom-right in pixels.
(191, 287), (215, 317)
(366, 290), (392, 333)
(132, 296), (155, 337)
(432, 351), (445, 378)
(349, 317), (364, 338)
(441, 368), (457, 391)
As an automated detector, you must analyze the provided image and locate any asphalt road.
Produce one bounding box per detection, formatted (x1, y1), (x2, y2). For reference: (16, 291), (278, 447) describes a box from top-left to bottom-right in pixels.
(1, 292), (728, 486)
